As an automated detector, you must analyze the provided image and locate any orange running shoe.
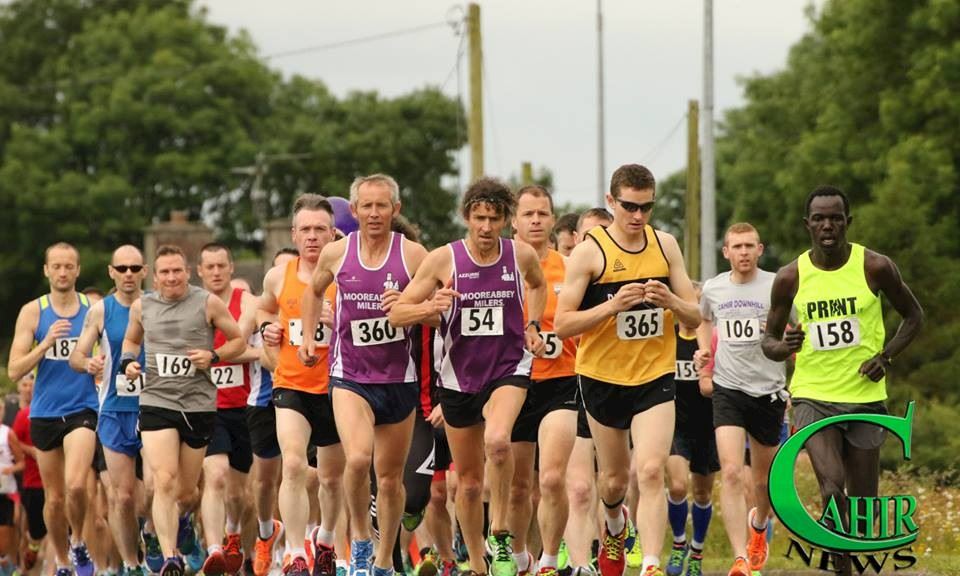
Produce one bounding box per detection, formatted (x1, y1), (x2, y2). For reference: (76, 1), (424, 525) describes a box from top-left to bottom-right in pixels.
(254, 520), (285, 576)
(224, 532), (245, 573)
(747, 508), (769, 571)
(727, 556), (750, 576)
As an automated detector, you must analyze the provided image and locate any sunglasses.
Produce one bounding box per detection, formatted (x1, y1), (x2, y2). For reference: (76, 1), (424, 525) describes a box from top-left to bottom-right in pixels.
(615, 198), (655, 213)
(111, 265), (144, 273)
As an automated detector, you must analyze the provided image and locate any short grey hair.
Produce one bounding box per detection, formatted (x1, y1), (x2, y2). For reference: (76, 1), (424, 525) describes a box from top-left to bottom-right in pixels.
(349, 174), (400, 205)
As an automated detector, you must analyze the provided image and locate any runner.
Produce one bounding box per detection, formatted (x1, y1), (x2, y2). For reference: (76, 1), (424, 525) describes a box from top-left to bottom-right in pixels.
(575, 209), (612, 237)
(554, 214), (580, 258)
(555, 164), (700, 576)
(299, 175), (429, 576)
(121, 244), (246, 576)
(507, 185), (578, 576)
(388, 177), (547, 576)
(7, 242), (99, 576)
(259, 194), (344, 576)
(196, 243), (260, 576)
(761, 186), (923, 576)
(0, 402), (25, 576)
(12, 374), (46, 574)
(696, 223), (787, 576)
(248, 248), (298, 576)
(68, 245), (150, 576)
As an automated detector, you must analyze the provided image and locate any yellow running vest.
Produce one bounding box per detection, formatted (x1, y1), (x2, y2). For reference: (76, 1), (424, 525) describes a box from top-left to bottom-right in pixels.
(792, 243), (886, 403)
(575, 225), (676, 386)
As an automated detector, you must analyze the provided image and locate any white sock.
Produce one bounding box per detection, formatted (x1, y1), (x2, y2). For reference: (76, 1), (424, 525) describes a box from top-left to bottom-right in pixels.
(751, 511), (768, 531)
(691, 539), (704, 550)
(539, 554), (558, 569)
(288, 547), (306, 560)
(208, 544), (222, 555)
(513, 551), (529, 572)
(316, 527), (336, 547)
(605, 510), (625, 536)
(674, 534), (687, 545)
(305, 522), (318, 540)
(259, 520), (275, 540)
(642, 556), (659, 572)
(226, 517), (242, 534)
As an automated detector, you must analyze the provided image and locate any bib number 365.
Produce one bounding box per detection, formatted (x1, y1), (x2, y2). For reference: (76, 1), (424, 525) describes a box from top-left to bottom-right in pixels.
(616, 309), (663, 340)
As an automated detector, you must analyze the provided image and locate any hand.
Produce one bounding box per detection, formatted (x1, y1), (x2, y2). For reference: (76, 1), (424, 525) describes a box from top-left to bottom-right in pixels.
(319, 301), (334, 330)
(431, 278), (461, 315)
(124, 361), (142, 382)
(784, 323), (805, 353)
(41, 319), (71, 349)
(858, 354), (889, 382)
(428, 405), (445, 428)
(525, 327), (546, 357)
(298, 340), (319, 367)
(698, 376), (714, 398)
(642, 279), (675, 309)
(693, 348), (711, 371)
(608, 282), (647, 314)
(86, 354), (106, 376)
(381, 289), (402, 314)
(187, 349), (214, 371)
(262, 322), (283, 347)
(0, 467), (12, 475)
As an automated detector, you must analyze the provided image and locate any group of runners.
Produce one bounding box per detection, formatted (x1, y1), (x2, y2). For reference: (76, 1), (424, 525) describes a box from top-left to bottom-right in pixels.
(4, 164), (922, 576)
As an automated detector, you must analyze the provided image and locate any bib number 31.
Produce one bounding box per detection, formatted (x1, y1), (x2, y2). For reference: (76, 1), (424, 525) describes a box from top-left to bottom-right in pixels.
(616, 309), (663, 340)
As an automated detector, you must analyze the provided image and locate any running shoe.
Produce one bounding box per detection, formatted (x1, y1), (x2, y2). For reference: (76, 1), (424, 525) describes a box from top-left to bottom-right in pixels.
(557, 541), (569, 572)
(402, 510), (425, 533)
(127, 566), (147, 576)
(223, 533), (245, 573)
(349, 540), (374, 576)
(684, 551), (702, 576)
(70, 542), (95, 576)
(746, 508), (768, 572)
(416, 549), (439, 576)
(24, 542), (40, 571)
(535, 568), (558, 576)
(254, 520), (284, 576)
(597, 508), (627, 576)
(486, 533), (516, 576)
(142, 530), (164, 574)
(640, 567), (664, 576)
(159, 557), (185, 576)
(284, 556), (312, 576)
(55, 569), (73, 576)
(176, 515), (205, 572)
(313, 541), (337, 576)
(665, 543), (688, 576)
(625, 523), (642, 569)
(438, 560), (459, 576)
(202, 550), (227, 576)
(726, 557), (749, 576)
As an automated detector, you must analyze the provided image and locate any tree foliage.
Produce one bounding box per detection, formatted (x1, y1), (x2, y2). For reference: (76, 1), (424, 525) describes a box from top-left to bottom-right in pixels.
(0, 0), (465, 339)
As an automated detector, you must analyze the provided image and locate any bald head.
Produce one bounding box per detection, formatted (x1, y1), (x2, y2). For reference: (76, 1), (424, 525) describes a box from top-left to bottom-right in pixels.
(112, 245), (144, 265)
(109, 245), (146, 297)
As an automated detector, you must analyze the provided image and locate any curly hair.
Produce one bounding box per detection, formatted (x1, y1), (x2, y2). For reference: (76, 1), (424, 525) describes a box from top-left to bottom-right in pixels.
(461, 177), (516, 219)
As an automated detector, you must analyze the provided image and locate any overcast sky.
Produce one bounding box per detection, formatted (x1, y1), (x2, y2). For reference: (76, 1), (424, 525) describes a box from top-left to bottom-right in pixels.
(200, 0), (822, 207)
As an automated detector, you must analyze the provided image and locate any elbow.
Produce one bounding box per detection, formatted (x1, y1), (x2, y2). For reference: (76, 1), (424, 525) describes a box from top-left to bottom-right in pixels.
(554, 317), (571, 340)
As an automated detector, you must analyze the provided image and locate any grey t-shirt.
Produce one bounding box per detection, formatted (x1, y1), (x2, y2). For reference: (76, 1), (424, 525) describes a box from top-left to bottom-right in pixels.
(700, 269), (786, 397)
(141, 285), (216, 412)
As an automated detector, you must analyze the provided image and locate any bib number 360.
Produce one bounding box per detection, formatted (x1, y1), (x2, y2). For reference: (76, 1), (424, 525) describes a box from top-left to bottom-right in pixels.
(156, 353), (196, 378)
(616, 309), (664, 340)
(461, 307), (503, 336)
(351, 317), (403, 347)
(810, 318), (860, 351)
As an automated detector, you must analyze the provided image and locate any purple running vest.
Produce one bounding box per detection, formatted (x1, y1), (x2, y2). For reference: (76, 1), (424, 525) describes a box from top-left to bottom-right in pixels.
(330, 231), (417, 384)
(438, 238), (532, 393)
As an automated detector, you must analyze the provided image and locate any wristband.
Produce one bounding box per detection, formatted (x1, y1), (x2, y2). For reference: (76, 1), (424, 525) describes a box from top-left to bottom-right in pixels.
(259, 321), (272, 338)
(526, 320), (541, 332)
(210, 350), (221, 365)
(119, 352), (137, 374)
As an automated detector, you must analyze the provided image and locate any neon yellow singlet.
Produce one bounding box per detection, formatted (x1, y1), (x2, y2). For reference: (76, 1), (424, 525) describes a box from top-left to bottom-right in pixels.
(791, 243), (886, 403)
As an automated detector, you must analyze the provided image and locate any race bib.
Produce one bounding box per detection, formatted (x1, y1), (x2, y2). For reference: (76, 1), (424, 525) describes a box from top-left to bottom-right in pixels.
(541, 331), (562, 359)
(616, 309), (664, 340)
(115, 373), (143, 397)
(45, 337), (78, 360)
(211, 365), (244, 389)
(155, 353), (196, 378)
(288, 319), (330, 348)
(460, 307), (504, 336)
(351, 317), (403, 347)
(719, 318), (761, 343)
(810, 318), (861, 351)
(675, 360), (698, 381)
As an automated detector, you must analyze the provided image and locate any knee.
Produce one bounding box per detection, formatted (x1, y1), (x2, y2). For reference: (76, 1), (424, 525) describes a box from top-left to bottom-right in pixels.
(692, 485), (712, 505)
(376, 472), (403, 498)
(598, 470), (629, 500)
(281, 454), (307, 484)
(637, 460), (666, 487)
(668, 478), (688, 502)
(205, 469), (228, 495)
(721, 465), (743, 490)
(484, 432), (511, 465)
(45, 491), (65, 512)
(177, 485), (198, 509)
(457, 476), (483, 502)
(539, 469), (565, 498)
(345, 452), (373, 478)
(567, 477), (594, 509)
(66, 483), (87, 504)
(153, 470), (177, 495)
(510, 478), (531, 505)
(317, 469), (342, 495)
(429, 481), (447, 508)
(114, 487), (137, 513)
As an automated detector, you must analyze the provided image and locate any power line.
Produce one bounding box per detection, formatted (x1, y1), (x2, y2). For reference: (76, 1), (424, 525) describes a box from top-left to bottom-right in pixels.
(263, 21), (450, 60)
(640, 113), (686, 165)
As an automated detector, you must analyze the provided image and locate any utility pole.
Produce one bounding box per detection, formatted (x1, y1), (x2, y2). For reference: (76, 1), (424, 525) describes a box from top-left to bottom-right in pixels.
(596, 0), (606, 205)
(521, 162), (533, 185)
(701, 0), (717, 279)
(686, 100), (701, 279)
(468, 3), (484, 182)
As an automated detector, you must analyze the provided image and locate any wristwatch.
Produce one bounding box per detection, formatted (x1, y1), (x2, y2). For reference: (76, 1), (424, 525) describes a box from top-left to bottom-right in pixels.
(526, 320), (541, 332)
(210, 350), (221, 364)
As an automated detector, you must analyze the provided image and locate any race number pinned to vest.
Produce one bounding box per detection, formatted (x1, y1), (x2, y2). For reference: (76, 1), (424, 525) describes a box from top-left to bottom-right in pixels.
(115, 373), (143, 397)
(45, 338), (78, 360)
(616, 309), (664, 340)
(211, 365), (244, 389)
(351, 317), (404, 347)
(541, 332), (562, 359)
(288, 319), (330, 348)
(156, 353), (196, 378)
(719, 318), (761, 343)
(460, 307), (504, 336)
(810, 318), (861, 351)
